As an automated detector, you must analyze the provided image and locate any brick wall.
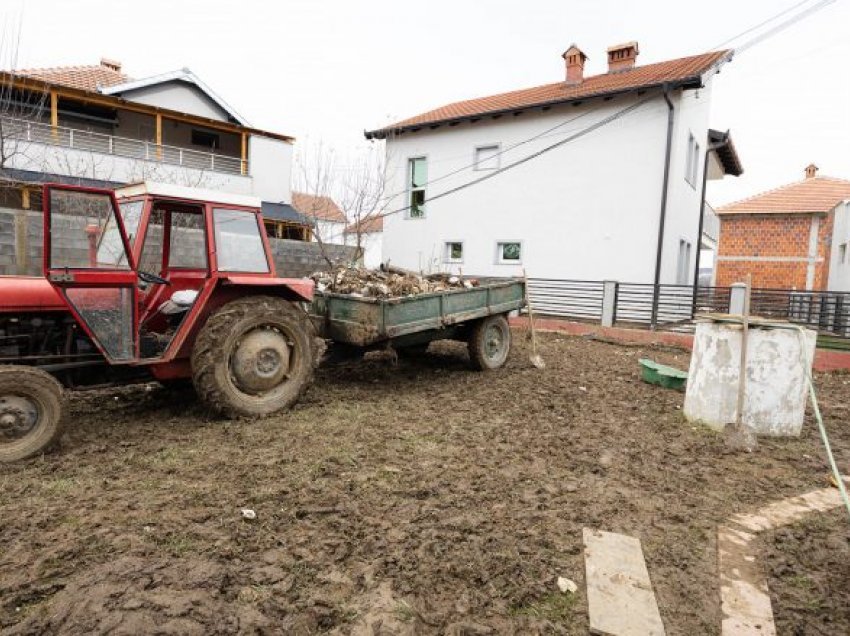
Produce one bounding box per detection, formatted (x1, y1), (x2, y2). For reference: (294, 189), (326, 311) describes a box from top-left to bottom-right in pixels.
(715, 213), (833, 290)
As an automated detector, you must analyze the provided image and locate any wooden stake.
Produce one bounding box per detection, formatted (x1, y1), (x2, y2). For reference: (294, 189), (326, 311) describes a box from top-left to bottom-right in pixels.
(735, 274), (751, 428)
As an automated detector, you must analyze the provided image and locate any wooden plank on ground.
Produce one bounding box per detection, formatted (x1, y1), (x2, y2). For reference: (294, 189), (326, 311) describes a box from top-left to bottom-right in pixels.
(583, 528), (665, 636)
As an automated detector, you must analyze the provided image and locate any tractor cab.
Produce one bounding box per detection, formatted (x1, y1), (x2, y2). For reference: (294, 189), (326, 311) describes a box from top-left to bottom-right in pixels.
(43, 182), (314, 368)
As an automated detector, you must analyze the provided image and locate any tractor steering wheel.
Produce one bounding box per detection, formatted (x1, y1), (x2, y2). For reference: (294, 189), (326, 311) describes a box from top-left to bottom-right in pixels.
(138, 270), (171, 286)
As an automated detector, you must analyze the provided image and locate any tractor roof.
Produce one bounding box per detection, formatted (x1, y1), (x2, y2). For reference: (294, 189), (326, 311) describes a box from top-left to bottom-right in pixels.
(116, 181), (262, 209)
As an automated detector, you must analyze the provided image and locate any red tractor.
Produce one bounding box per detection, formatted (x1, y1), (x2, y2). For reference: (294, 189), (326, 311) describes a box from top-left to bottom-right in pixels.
(0, 182), (317, 462)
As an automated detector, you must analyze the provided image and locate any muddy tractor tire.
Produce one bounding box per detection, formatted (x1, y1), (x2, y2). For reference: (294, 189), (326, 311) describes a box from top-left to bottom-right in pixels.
(0, 366), (64, 462)
(468, 314), (512, 371)
(191, 296), (316, 418)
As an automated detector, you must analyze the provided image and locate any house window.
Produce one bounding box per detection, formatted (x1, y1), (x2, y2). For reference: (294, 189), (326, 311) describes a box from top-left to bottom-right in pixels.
(840, 242), (847, 264)
(497, 241), (522, 264)
(677, 239), (692, 285)
(191, 129), (220, 149)
(685, 133), (700, 187)
(408, 157), (427, 218)
(474, 144), (500, 171)
(444, 241), (463, 263)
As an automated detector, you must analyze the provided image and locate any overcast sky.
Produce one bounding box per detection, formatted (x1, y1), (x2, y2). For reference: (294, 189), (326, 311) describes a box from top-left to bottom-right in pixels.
(4, 0), (848, 205)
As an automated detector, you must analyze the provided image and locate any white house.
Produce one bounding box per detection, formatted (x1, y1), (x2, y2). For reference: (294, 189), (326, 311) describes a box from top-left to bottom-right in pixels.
(825, 200), (850, 293)
(0, 58), (299, 215)
(344, 215), (383, 269)
(365, 42), (742, 286)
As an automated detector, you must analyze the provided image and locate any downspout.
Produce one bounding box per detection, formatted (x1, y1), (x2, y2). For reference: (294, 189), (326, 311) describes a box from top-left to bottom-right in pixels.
(691, 138), (722, 316)
(650, 85), (675, 329)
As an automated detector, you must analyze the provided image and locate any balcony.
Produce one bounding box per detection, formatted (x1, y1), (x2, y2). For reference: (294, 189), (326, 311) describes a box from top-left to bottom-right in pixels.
(1, 116), (246, 176)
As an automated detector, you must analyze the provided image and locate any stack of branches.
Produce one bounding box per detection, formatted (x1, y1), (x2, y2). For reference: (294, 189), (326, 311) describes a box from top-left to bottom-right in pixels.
(311, 265), (479, 299)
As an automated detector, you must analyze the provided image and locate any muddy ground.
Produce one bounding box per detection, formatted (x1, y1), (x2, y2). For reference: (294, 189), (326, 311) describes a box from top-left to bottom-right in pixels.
(1, 331), (848, 635)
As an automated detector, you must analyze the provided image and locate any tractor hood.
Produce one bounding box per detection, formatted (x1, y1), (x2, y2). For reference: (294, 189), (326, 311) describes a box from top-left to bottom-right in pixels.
(0, 276), (65, 312)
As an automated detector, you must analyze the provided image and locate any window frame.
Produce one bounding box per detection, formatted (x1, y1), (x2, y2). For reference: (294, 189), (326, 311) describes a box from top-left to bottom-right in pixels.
(406, 156), (427, 219)
(191, 128), (221, 150)
(495, 240), (523, 265)
(839, 242), (848, 265)
(443, 240), (464, 264)
(473, 144), (501, 171)
(212, 207), (270, 273)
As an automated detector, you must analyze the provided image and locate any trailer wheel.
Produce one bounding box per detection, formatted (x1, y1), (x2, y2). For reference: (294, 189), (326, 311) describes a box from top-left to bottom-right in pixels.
(191, 296), (315, 418)
(468, 314), (511, 370)
(0, 366), (64, 462)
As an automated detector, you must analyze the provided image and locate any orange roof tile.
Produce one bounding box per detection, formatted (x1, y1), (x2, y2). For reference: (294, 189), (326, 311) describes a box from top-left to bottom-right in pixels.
(716, 176), (850, 215)
(291, 192), (346, 223)
(17, 63), (129, 92)
(366, 49), (731, 138)
(344, 215), (383, 234)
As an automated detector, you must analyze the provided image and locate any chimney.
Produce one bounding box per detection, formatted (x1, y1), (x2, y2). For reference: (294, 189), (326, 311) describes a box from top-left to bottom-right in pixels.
(100, 57), (122, 73)
(804, 163), (818, 179)
(607, 41), (639, 72)
(562, 44), (588, 84)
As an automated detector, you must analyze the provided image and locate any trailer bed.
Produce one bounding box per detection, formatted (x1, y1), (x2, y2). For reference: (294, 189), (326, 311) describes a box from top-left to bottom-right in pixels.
(310, 279), (525, 347)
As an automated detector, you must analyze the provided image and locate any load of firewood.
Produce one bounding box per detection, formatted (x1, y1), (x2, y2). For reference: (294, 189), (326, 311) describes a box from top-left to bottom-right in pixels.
(310, 265), (478, 299)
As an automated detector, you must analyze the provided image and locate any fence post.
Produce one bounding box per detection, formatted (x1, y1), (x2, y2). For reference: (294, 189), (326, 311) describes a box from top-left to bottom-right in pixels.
(729, 282), (747, 316)
(601, 280), (618, 327)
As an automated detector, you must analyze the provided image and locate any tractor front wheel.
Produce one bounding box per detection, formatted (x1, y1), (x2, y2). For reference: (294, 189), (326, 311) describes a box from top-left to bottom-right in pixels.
(191, 296), (316, 418)
(0, 366), (64, 462)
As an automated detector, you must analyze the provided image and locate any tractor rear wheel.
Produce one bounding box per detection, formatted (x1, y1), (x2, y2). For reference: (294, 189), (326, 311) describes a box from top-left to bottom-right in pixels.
(467, 314), (512, 371)
(0, 366), (64, 462)
(191, 296), (316, 418)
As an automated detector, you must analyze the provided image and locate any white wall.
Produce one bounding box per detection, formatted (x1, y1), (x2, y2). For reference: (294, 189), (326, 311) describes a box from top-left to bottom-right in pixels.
(248, 136), (293, 203)
(827, 201), (850, 292)
(345, 231), (383, 268)
(314, 220), (346, 245)
(8, 142), (251, 192)
(117, 81), (231, 122)
(380, 83), (714, 284)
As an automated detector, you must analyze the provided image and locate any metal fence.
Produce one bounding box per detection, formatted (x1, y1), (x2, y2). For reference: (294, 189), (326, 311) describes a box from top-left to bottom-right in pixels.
(1, 116), (244, 176)
(527, 278), (850, 341)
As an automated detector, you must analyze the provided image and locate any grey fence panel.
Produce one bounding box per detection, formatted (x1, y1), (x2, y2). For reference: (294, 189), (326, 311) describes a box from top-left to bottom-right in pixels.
(527, 278), (604, 321)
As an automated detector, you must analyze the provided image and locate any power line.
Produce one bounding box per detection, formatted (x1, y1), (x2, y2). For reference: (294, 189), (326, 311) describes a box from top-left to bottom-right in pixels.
(734, 0), (836, 54)
(710, 0), (816, 49)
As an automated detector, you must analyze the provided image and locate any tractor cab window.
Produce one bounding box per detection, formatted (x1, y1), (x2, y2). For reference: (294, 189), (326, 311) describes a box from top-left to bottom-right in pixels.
(169, 211), (207, 269)
(213, 208), (269, 273)
(118, 200), (144, 247)
(48, 189), (131, 270)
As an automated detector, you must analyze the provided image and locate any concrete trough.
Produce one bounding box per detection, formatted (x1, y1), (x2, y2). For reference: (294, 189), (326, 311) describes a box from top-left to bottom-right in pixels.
(684, 320), (817, 437)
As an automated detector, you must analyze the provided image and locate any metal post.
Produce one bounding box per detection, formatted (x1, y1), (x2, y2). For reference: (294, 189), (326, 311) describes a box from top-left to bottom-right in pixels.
(729, 282), (747, 315)
(601, 280), (618, 327)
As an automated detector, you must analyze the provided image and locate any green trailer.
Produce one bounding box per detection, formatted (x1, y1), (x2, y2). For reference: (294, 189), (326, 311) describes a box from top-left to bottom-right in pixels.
(310, 279), (525, 370)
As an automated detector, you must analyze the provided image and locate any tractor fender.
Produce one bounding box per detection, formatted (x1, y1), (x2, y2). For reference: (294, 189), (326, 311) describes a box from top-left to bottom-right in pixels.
(220, 276), (314, 303)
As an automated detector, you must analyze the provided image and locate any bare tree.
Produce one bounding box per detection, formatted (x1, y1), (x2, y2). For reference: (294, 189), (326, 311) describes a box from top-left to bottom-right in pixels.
(0, 16), (48, 174)
(294, 139), (394, 270)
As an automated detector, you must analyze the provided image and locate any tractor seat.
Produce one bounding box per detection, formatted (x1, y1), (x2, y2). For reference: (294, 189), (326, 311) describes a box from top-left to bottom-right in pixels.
(159, 289), (199, 315)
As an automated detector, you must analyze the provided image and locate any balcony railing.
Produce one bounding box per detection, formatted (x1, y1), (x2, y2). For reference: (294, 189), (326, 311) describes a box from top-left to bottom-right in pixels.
(0, 116), (245, 176)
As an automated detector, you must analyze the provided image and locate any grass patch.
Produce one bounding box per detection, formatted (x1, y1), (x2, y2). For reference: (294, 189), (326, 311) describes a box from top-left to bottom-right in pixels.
(511, 592), (576, 623)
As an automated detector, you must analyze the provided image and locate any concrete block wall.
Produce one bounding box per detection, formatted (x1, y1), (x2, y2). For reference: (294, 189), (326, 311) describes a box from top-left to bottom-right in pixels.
(270, 239), (358, 278)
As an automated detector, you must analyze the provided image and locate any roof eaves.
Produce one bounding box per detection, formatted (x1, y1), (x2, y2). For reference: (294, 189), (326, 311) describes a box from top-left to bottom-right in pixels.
(101, 68), (250, 126)
(365, 50), (733, 140)
(365, 79), (696, 140)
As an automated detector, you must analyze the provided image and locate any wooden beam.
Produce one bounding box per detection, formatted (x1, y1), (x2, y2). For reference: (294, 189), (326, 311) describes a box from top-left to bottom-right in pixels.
(155, 113), (162, 160)
(21, 187), (30, 210)
(50, 90), (58, 139)
(240, 132), (247, 175)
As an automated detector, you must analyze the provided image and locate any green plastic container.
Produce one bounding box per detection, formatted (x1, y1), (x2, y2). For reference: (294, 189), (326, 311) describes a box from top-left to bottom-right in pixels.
(639, 358), (688, 391)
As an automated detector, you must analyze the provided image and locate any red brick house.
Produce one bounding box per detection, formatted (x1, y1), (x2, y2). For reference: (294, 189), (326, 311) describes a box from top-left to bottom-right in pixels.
(715, 165), (850, 290)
